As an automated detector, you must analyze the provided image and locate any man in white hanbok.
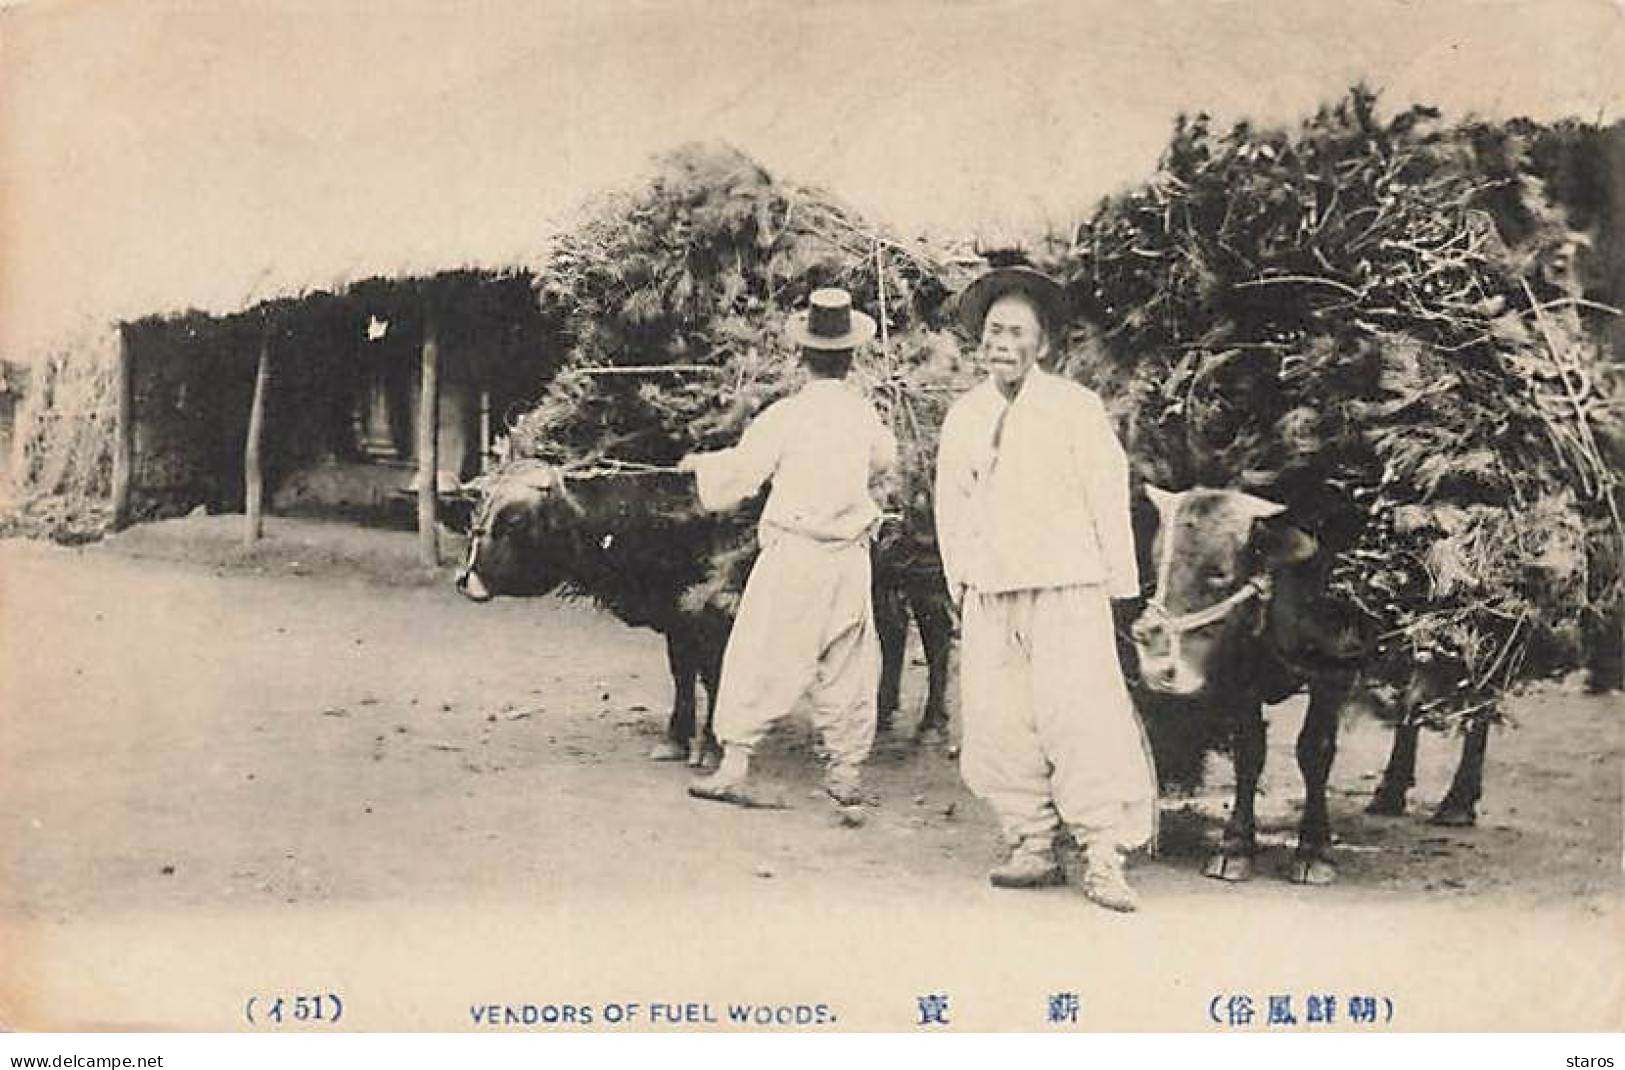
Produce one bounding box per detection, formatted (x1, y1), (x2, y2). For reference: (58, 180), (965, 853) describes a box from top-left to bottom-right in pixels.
(683, 288), (897, 811)
(935, 267), (1157, 912)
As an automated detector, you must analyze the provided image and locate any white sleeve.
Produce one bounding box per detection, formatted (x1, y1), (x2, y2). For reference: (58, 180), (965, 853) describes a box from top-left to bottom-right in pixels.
(933, 404), (975, 597)
(688, 404), (784, 512)
(1079, 394), (1141, 598)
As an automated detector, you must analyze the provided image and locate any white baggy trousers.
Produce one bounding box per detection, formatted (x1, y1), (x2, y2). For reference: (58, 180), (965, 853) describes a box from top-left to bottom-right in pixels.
(959, 586), (1158, 852)
(712, 527), (879, 774)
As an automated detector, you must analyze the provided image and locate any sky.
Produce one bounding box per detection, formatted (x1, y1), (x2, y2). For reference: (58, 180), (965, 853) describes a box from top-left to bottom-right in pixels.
(2, 0), (1622, 359)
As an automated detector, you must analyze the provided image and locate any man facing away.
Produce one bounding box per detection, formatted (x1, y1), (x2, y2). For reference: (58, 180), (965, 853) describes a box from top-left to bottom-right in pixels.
(934, 266), (1158, 912)
(682, 288), (898, 813)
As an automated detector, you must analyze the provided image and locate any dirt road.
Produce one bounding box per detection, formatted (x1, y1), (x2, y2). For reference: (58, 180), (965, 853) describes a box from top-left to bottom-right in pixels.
(1, 519), (1620, 1030)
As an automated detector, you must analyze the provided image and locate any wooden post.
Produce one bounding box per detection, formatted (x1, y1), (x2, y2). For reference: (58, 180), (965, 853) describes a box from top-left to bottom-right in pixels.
(111, 326), (134, 529)
(243, 319), (271, 545)
(417, 314), (440, 567)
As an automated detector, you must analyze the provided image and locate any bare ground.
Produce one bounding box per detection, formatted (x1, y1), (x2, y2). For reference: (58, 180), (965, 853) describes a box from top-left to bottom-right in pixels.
(1, 516), (1620, 1031)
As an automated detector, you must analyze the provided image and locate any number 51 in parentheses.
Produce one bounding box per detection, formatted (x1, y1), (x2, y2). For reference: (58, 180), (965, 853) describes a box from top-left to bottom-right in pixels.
(244, 992), (345, 1026)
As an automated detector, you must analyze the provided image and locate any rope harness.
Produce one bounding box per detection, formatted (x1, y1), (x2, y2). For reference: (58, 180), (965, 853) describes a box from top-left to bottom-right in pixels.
(1138, 494), (1273, 670)
(461, 460), (690, 580)
(461, 464), (585, 579)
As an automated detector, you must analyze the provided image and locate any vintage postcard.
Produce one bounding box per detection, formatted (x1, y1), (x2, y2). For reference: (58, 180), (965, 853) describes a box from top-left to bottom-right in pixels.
(1, 0), (1621, 1037)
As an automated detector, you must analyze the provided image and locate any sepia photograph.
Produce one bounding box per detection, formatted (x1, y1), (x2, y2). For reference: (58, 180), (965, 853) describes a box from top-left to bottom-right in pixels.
(1, 0), (1621, 1040)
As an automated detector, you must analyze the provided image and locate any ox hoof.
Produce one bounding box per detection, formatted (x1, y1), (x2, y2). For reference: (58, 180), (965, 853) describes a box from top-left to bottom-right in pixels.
(687, 744), (721, 771)
(648, 741), (688, 763)
(914, 723), (950, 747)
(1289, 855), (1338, 885)
(1365, 791), (1408, 817)
(1429, 804), (1477, 828)
(1202, 853), (1253, 882)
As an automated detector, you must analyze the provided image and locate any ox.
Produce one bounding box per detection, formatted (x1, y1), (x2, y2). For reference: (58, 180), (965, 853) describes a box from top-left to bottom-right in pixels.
(1129, 485), (1496, 884)
(454, 462), (951, 763)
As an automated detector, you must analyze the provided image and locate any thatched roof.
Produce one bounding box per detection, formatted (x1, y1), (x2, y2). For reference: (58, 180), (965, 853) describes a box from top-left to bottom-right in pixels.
(118, 266), (564, 383)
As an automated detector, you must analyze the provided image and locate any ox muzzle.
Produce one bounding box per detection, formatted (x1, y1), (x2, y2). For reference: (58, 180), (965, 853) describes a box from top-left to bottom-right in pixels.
(1131, 487), (1275, 695)
(456, 561), (492, 602)
(1131, 575), (1272, 695)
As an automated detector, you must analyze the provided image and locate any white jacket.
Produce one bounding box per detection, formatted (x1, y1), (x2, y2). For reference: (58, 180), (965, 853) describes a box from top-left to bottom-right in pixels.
(689, 379), (897, 545)
(934, 368), (1139, 598)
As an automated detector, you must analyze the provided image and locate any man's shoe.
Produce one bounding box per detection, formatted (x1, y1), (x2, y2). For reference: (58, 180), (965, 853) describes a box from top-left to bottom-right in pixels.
(1082, 851), (1139, 913)
(825, 782), (866, 808)
(824, 764), (866, 808)
(687, 776), (788, 809)
(989, 845), (1065, 889)
(688, 744), (785, 808)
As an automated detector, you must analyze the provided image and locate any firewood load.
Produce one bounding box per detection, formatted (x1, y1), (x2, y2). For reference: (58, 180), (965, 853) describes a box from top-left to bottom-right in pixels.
(502, 143), (977, 614)
(1055, 88), (1624, 728)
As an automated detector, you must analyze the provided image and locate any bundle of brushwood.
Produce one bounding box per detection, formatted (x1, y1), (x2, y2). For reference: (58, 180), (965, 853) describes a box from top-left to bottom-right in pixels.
(2, 342), (118, 544)
(503, 143), (977, 613)
(1057, 87), (1623, 727)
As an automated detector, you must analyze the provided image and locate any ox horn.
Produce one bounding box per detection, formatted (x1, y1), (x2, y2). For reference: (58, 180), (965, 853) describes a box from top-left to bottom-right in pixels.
(1236, 492), (1288, 521)
(1238, 493), (1316, 564)
(1143, 484), (1180, 515)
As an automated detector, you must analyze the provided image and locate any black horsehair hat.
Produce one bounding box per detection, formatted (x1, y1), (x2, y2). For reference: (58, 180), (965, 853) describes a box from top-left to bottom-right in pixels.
(956, 265), (1069, 338)
(786, 288), (878, 352)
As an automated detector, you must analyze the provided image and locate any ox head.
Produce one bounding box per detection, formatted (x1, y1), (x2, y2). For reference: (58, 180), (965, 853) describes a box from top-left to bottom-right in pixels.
(455, 462), (582, 603)
(1131, 485), (1317, 696)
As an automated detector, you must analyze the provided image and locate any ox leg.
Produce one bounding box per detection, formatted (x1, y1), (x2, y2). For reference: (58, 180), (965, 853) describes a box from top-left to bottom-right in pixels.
(650, 634), (697, 763)
(1431, 718), (1489, 827)
(1205, 699), (1264, 882)
(909, 577), (955, 742)
(1367, 721), (1420, 817)
(1584, 602), (1623, 693)
(690, 633), (726, 770)
(1290, 679), (1348, 885)
(874, 577), (908, 736)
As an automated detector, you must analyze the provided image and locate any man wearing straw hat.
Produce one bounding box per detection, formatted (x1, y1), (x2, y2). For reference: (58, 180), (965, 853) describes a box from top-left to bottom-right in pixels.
(681, 288), (898, 814)
(935, 265), (1156, 912)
